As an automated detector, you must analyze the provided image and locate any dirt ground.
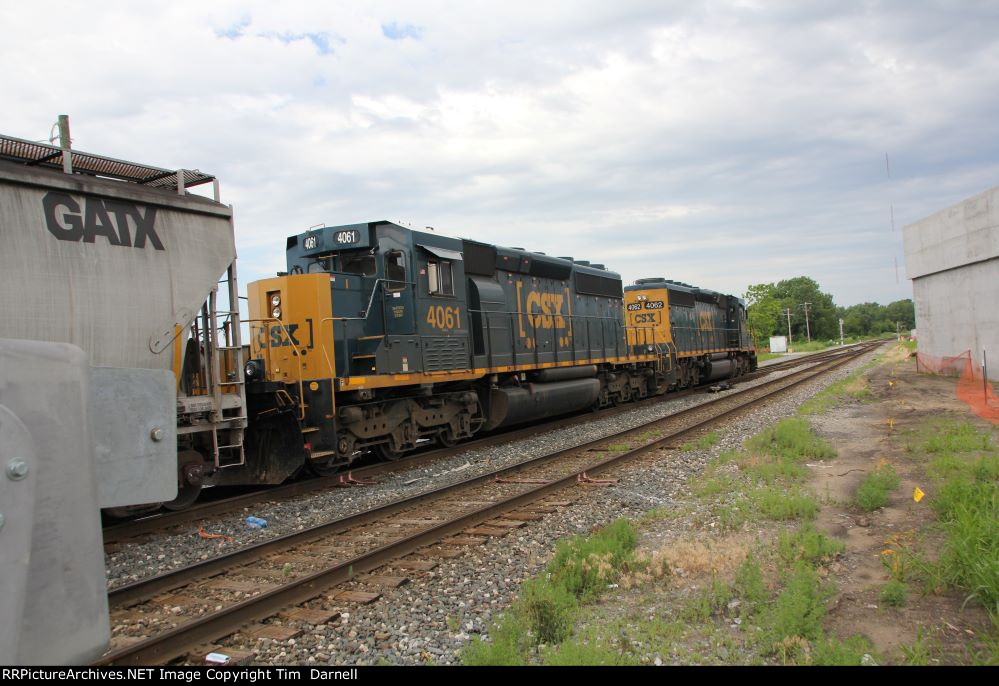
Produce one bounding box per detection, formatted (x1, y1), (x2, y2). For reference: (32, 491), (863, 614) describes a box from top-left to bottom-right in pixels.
(808, 348), (994, 663)
(579, 345), (998, 665)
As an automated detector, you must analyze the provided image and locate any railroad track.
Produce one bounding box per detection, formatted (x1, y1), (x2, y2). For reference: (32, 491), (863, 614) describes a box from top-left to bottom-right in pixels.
(102, 340), (879, 545)
(97, 339), (881, 666)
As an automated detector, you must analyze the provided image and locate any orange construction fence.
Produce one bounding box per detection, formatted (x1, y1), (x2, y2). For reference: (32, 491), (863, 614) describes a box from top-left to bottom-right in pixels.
(916, 350), (999, 424)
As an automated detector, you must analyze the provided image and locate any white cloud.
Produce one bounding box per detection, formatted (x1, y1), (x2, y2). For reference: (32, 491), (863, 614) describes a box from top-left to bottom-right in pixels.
(4, 1), (999, 306)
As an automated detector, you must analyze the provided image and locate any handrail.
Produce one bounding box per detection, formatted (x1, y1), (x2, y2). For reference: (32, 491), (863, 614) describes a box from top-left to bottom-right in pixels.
(244, 317), (306, 421)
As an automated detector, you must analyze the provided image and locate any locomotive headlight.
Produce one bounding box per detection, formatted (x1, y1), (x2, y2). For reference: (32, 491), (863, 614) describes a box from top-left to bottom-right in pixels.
(271, 306), (282, 319)
(245, 359), (265, 379)
(270, 293), (281, 308)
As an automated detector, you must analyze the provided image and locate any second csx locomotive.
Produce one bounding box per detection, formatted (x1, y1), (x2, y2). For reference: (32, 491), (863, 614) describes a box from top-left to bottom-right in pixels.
(242, 220), (756, 479)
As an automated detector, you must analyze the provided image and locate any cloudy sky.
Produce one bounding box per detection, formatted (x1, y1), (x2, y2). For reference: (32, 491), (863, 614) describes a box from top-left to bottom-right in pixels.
(5, 1), (998, 306)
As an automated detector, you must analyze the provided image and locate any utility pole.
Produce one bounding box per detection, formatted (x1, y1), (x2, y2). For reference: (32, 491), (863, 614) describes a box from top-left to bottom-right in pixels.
(839, 318), (844, 346)
(800, 303), (812, 342)
(784, 308), (793, 348)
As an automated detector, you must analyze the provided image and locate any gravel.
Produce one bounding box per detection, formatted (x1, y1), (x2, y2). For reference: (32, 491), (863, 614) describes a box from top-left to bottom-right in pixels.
(107, 347), (879, 665)
(166, 346), (881, 666)
(106, 362), (818, 588)
(215, 348), (881, 666)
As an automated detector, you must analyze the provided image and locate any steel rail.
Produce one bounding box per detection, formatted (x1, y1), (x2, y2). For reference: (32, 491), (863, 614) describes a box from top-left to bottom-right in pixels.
(96, 341), (880, 666)
(102, 341), (877, 543)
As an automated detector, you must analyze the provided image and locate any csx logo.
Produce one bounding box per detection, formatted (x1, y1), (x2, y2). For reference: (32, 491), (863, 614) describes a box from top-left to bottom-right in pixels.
(524, 291), (567, 329)
(256, 324), (301, 349)
(632, 312), (658, 324)
(42, 192), (164, 250)
(699, 311), (714, 331)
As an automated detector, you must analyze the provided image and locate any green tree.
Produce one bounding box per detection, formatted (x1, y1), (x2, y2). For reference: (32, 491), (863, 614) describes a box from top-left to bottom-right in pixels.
(771, 277), (838, 341)
(744, 283), (781, 346)
(884, 299), (915, 331)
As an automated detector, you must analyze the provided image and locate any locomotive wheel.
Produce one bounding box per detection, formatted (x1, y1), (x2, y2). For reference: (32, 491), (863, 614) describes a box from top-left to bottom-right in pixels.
(436, 427), (458, 448)
(308, 457), (345, 478)
(373, 441), (405, 461)
(163, 450), (205, 511)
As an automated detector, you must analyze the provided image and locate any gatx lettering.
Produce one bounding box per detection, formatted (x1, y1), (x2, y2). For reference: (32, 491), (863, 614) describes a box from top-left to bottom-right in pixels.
(42, 191), (164, 250)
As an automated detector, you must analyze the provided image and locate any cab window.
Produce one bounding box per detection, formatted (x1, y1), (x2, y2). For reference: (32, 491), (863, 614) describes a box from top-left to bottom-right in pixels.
(384, 250), (407, 291)
(340, 252), (376, 276)
(427, 259), (454, 296)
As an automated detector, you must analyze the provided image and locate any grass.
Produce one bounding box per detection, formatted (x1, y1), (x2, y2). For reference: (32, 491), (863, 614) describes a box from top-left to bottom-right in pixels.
(760, 564), (835, 655)
(778, 523), (845, 565)
(461, 519), (638, 665)
(854, 461), (900, 511)
(880, 579), (908, 607)
(541, 636), (637, 666)
(899, 628), (932, 666)
(682, 430), (722, 452)
(798, 367), (875, 415)
(750, 486), (820, 521)
(745, 418), (837, 461)
(907, 420), (999, 616)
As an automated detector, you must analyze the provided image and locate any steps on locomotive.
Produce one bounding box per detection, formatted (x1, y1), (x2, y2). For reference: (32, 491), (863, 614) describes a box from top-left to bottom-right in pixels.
(350, 334), (383, 374)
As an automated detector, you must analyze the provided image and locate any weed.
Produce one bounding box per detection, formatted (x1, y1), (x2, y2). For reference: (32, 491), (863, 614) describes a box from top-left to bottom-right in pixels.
(898, 627), (931, 666)
(922, 422), (994, 454)
(928, 449), (999, 613)
(550, 518), (636, 600)
(519, 578), (577, 644)
(811, 635), (877, 666)
(694, 474), (737, 498)
(749, 485), (819, 521)
(541, 637), (636, 665)
(745, 458), (808, 485)
(854, 461), (900, 511)
(698, 431), (721, 450)
(733, 552), (767, 612)
(798, 366), (876, 414)
(717, 449), (739, 464)
(461, 612), (529, 666)
(760, 564), (833, 652)
(880, 579), (908, 607)
(635, 506), (684, 526)
(745, 418), (837, 461)
(682, 576), (733, 622)
(778, 523), (845, 566)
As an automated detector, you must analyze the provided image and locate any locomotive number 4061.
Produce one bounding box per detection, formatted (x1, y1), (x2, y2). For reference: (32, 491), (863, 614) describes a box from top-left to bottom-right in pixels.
(426, 305), (462, 331)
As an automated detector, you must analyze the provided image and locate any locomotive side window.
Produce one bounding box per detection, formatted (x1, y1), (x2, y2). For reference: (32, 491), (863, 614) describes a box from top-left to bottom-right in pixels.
(427, 259), (454, 296)
(385, 250), (407, 290)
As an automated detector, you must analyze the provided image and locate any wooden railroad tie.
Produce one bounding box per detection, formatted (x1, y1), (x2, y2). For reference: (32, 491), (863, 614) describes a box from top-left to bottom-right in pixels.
(362, 575), (409, 588)
(280, 608), (340, 625)
(245, 625), (303, 642)
(463, 526), (511, 537)
(394, 559), (438, 571)
(331, 590), (382, 604)
(443, 536), (488, 546)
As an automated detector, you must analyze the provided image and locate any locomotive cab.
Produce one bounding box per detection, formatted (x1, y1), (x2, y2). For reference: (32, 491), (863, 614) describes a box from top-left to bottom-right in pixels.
(244, 221), (481, 473)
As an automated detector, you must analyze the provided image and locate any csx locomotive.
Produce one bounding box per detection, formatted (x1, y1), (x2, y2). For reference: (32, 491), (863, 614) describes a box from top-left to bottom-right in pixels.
(241, 220), (756, 480)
